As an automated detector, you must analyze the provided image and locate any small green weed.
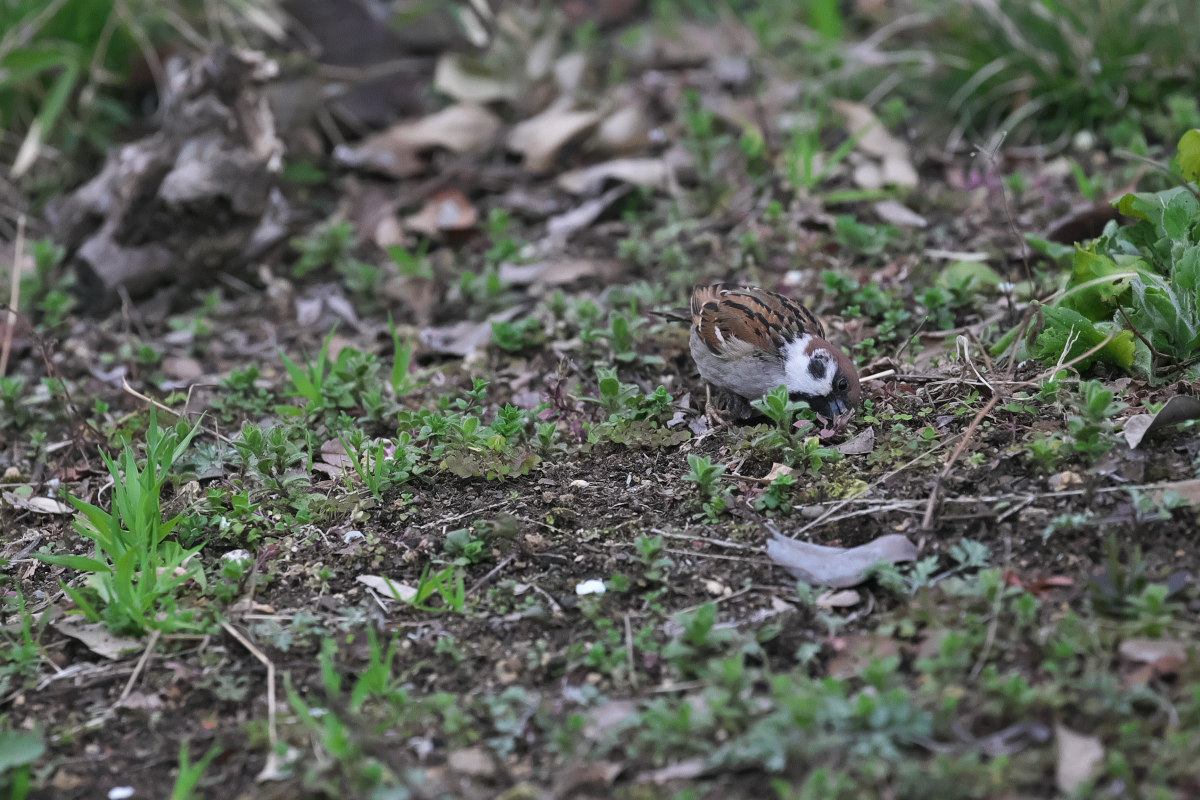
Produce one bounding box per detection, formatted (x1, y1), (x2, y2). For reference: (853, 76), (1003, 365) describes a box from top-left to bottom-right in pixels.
(37, 414), (208, 636)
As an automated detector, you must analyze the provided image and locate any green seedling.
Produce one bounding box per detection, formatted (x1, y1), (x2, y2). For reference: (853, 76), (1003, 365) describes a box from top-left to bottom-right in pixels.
(169, 741), (221, 800)
(37, 414), (207, 635)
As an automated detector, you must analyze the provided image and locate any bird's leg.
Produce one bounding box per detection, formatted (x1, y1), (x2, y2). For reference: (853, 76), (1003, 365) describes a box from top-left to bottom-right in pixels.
(704, 384), (734, 428)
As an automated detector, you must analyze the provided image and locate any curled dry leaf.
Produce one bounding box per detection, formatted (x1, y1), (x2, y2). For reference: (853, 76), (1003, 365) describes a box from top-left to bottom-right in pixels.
(333, 104), (502, 178)
(766, 532), (918, 588)
(404, 189), (478, 237)
(816, 588), (861, 608)
(2, 492), (72, 515)
(1118, 638), (1187, 668)
(1054, 724), (1104, 794)
(1122, 395), (1200, 448)
(558, 155), (678, 195)
(420, 306), (524, 359)
(826, 633), (897, 679)
(498, 257), (622, 289)
(590, 101), (652, 156)
(834, 427), (875, 455)
(356, 574), (418, 603)
(873, 199), (927, 228)
(546, 185), (631, 240)
(508, 105), (602, 174)
(831, 99), (918, 189)
(52, 617), (143, 660)
(434, 53), (524, 104)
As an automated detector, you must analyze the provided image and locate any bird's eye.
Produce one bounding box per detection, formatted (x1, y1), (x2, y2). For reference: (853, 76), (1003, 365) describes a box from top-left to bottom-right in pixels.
(836, 377), (848, 392)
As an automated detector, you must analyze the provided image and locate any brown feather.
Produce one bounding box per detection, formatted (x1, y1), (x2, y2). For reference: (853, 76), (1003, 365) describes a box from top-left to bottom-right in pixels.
(690, 284), (825, 357)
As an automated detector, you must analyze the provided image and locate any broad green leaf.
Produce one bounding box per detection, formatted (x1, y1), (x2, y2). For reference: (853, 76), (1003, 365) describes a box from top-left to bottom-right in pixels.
(1032, 305), (1135, 372)
(0, 729), (44, 772)
(1178, 128), (1200, 182)
(35, 554), (111, 573)
(1162, 190), (1199, 243)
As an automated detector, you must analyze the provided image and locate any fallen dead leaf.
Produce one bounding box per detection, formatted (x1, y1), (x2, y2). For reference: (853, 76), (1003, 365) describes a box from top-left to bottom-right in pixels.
(318, 439), (354, 470)
(434, 53), (524, 105)
(1150, 478), (1200, 507)
(590, 101), (652, 155)
(762, 463), (796, 482)
(558, 156), (673, 195)
(161, 356), (204, 382)
(767, 532), (918, 588)
(52, 617), (143, 660)
(816, 588), (861, 608)
(1123, 395), (1200, 448)
(826, 633), (898, 679)
(508, 104), (601, 174)
(333, 104), (502, 178)
(403, 189), (478, 237)
(1048, 470), (1084, 492)
(834, 427), (875, 455)
(498, 257), (621, 289)
(873, 198), (927, 228)
(420, 306), (523, 359)
(1118, 637), (1187, 677)
(1054, 723), (1104, 794)
(446, 746), (496, 778)
(356, 574), (418, 603)
(3, 492), (72, 515)
(637, 757), (707, 784)
(552, 761), (623, 795)
(831, 99), (918, 188)
(546, 184), (631, 240)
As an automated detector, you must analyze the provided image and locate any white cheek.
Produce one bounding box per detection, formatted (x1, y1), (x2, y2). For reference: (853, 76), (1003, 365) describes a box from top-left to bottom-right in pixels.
(783, 340), (834, 397)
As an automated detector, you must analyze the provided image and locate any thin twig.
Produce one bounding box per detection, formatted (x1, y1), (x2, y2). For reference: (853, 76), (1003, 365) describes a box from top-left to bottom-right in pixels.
(116, 629), (161, 706)
(650, 528), (760, 551)
(921, 394), (1000, 530)
(221, 621), (278, 759)
(624, 612), (638, 689)
(467, 555), (514, 596)
(121, 377), (231, 443)
(0, 215), (25, 377)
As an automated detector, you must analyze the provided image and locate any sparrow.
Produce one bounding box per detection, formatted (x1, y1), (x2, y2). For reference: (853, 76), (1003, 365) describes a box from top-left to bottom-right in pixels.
(688, 284), (861, 425)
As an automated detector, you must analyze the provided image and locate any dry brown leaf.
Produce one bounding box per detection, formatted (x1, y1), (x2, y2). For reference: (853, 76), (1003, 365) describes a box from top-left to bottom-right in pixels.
(873, 199), (927, 228)
(826, 633), (898, 679)
(434, 53), (524, 104)
(52, 617), (143, 660)
(1123, 395), (1200, 448)
(1054, 724), (1104, 794)
(508, 105), (602, 174)
(446, 747), (496, 778)
(558, 156), (672, 195)
(831, 99), (918, 188)
(1151, 478), (1200, 506)
(767, 532), (918, 588)
(403, 189), (478, 237)
(835, 427), (875, 455)
(3, 492), (72, 515)
(816, 588), (861, 609)
(356, 574), (418, 603)
(762, 463), (796, 482)
(420, 306), (523, 359)
(498, 257), (621, 289)
(162, 356), (204, 382)
(333, 104), (502, 178)
(591, 102), (652, 155)
(1118, 638), (1187, 671)
(546, 185), (631, 240)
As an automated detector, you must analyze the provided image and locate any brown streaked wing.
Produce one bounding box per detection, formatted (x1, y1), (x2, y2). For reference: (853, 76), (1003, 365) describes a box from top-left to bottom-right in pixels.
(690, 284), (824, 356)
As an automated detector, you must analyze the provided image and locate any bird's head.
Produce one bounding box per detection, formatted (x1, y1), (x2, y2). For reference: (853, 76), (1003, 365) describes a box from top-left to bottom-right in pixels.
(783, 338), (862, 422)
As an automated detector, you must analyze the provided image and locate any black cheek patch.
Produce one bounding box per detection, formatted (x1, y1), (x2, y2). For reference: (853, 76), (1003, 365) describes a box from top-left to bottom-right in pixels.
(808, 358), (827, 380)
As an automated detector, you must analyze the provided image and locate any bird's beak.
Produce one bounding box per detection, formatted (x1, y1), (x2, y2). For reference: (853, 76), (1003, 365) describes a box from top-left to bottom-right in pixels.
(827, 396), (849, 417)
